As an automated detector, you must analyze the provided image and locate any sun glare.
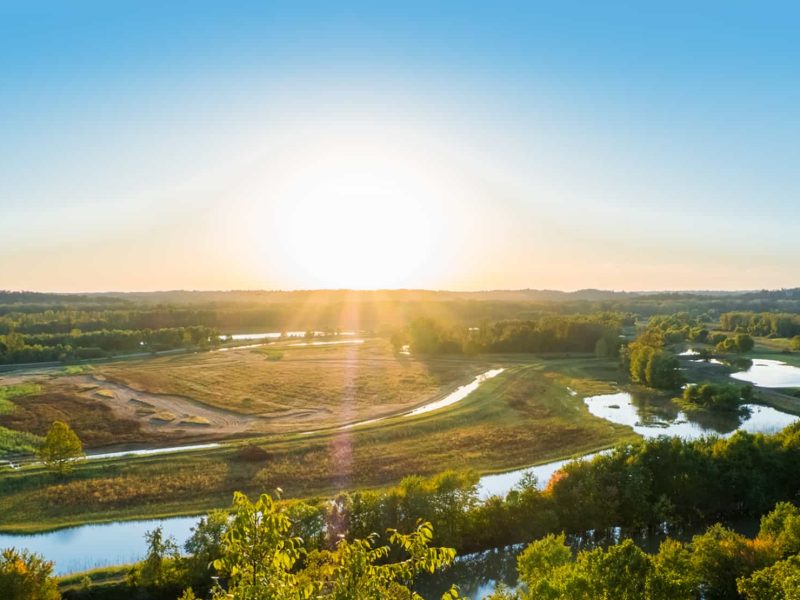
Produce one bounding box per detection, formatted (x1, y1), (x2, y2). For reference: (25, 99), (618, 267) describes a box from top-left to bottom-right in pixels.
(271, 147), (440, 289)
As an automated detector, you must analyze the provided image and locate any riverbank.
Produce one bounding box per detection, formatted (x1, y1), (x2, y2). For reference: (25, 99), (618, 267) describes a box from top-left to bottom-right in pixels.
(0, 357), (636, 532)
(4, 347), (799, 534)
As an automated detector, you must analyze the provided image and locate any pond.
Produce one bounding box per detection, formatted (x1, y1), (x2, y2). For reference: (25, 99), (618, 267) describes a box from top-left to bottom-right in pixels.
(730, 358), (800, 388)
(416, 545), (522, 599)
(584, 391), (797, 440)
(477, 452), (604, 498)
(476, 389), (799, 501)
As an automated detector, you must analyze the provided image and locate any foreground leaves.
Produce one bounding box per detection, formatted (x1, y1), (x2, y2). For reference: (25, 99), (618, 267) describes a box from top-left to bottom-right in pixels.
(208, 491), (464, 600)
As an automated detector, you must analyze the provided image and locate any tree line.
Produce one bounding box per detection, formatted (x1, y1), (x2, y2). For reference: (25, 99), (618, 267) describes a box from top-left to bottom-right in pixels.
(720, 311), (800, 339)
(6, 289), (800, 340)
(490, 500), (800, 599)
(395, 314), (625, 356)
(0, 326), (220, 365)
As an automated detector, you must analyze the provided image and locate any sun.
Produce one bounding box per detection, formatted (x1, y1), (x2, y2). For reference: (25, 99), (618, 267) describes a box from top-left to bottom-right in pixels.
(270, 148), (440, 289)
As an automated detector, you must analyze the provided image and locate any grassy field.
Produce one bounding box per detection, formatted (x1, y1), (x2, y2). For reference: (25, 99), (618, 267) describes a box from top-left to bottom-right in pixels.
(0, 356), (636, 532)
(0, 384), (46, 455)
(0, 425), (42, 456)
(96, 339), (488, 428)
(0, 340), (493, 450)
(749, 338), (800, 366)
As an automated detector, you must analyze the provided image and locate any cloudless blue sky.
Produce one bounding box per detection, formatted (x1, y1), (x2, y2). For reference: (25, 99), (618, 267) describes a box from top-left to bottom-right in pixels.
(1, 1), (798, 291)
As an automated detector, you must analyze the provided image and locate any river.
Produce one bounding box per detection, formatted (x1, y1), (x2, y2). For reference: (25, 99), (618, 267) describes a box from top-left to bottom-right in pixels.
(2, 359), (798, 582)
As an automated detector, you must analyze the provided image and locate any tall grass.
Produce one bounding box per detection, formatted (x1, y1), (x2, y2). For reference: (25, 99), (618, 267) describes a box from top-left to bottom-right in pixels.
(0, 425), (41, 456)
(0, 383), (41, 414)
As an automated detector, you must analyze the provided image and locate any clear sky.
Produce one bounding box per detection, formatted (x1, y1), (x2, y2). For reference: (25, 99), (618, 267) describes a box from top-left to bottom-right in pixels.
(2, 1), (798, 292)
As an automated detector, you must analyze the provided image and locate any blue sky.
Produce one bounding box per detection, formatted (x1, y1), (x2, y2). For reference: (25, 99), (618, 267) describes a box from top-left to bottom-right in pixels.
(1, 1), (798, 291)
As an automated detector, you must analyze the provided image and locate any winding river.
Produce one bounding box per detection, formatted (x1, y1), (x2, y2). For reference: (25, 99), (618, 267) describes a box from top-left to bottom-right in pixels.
(2, 359), (798, 580)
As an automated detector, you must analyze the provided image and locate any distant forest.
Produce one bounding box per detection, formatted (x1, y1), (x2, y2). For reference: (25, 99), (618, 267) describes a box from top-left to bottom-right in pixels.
(1, 288), (799, 365)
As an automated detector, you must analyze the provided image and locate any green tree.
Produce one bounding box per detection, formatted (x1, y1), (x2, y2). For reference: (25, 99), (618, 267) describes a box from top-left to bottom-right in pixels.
(514, 533), (572, 599)
(129, 527), (181, 590)
(680, 383), (751, 412)
(735, 334), (755, 353)
(182, 510), (228, 589)
(570, 540), (654, 599)
(212, 491), (462, 600)
(213, 491), (308, 599)
(738, 555), (800, 599)
(627, 339), (681, 389)
(37, 421), (83, 474)
(2, 331), (26, 353)
(0, 548), (60, 600)
(646, 349), (682, 389)
(594, 336), (610, 358)
(315, 522), (460, 599)
(650, 538), (698, 599)
(689, 524), (771, 600)
(758, 501), (800, 558)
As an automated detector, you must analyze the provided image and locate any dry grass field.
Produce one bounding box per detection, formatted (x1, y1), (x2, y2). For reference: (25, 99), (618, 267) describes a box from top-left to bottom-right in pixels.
(95, 339), (487, 431)
(0, 339), (491, 450)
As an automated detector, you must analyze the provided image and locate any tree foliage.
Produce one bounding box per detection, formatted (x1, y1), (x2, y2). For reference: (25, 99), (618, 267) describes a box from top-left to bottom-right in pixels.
(0, 548), (60, 600)
(715, 333), (755, 354)
(38, 421), (84, 475)
(625, 341), (681, 389)
(492, 501), (800, 600)
(679, 382), (753, 412)
(402, 314), (625, 356)
(720, 312), (800, 338)
(209, 491), (463, 600)
(128, 527), (182, 592)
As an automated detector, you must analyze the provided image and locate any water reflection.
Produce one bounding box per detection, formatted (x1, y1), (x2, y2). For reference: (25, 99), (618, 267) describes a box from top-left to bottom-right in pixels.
(405, 369), (505, 417)
(477, 391), (799, 500)
(584, 391), (797, 439)
(730, 358), (800, 388)
(477, 452), (604, 498)
(0, 516), (199, 575)
(416, 545), (521, 599)
(419, 518), (762, 599)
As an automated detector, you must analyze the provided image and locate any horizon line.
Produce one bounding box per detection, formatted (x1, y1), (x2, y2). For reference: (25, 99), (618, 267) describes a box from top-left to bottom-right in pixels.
(3, 286), (799, 296)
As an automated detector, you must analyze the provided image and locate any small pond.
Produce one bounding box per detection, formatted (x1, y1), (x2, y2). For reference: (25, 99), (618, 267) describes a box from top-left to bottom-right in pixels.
(584, 391), (797, 440)
(730, 358), (800, 388)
